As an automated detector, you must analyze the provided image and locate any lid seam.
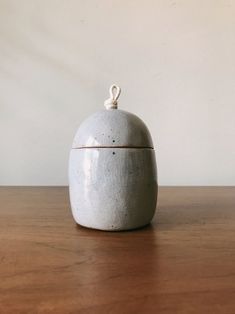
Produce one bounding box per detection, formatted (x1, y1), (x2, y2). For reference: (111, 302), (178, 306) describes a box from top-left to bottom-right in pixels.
(72, 146), (154, 149)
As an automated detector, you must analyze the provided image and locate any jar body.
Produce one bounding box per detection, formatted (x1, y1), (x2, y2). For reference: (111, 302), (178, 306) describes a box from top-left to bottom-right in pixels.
(69, 147), (157, 231)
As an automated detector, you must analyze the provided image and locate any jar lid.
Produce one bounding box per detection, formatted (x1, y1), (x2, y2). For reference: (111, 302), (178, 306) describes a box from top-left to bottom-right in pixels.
(72, 85), (154, 149)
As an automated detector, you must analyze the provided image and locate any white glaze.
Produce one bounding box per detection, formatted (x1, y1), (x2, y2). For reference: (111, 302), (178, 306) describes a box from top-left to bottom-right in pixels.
(69, 148), (157, 231)
(72, 109), (154, 149)
(69, 85), (157, 231)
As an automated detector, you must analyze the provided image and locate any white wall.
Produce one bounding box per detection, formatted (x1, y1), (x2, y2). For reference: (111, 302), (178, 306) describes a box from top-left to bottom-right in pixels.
(0, 0), (235, 186)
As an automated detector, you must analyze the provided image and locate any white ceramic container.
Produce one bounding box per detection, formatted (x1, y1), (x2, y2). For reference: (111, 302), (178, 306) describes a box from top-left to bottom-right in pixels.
(69, 85), (157, 231)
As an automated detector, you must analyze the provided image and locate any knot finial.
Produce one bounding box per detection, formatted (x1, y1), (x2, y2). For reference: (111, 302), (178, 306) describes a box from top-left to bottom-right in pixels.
(104, 84), (121, 109)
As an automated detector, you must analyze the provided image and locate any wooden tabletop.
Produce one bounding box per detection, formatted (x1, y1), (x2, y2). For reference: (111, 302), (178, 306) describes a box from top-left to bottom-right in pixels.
(0, 187), (234, 314)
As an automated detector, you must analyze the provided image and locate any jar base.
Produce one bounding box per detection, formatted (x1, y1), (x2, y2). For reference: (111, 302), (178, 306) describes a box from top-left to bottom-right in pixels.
(75, 220), (154, 232)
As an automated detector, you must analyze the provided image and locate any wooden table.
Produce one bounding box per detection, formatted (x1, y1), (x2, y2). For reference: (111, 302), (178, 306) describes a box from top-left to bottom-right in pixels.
(0, 187), (235, 313)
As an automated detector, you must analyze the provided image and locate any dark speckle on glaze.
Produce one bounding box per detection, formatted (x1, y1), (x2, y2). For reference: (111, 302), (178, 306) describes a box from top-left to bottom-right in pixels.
(112, 152), (115, 155)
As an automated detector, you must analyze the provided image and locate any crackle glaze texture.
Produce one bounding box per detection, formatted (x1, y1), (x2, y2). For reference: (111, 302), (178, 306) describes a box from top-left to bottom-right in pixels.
(69, 108), (157, 231)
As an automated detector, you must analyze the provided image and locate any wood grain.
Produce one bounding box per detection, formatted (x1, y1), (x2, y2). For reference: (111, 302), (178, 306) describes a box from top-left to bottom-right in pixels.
(0, 187), (235, 314)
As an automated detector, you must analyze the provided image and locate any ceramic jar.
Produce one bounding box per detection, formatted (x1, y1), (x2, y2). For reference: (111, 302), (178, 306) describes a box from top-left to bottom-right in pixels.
(69, 85), (157, 231)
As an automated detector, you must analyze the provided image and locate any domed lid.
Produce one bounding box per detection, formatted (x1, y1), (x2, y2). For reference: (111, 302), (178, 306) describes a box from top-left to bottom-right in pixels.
(72, 85), (154, 149)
